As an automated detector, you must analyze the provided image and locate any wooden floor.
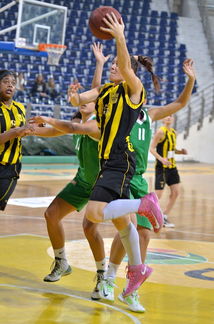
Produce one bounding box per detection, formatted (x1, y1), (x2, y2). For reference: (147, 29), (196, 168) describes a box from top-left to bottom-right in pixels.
(0, 162), (214, 324)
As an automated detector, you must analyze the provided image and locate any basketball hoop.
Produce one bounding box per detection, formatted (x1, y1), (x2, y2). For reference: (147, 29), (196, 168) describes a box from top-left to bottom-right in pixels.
(38, 43), (67, 65)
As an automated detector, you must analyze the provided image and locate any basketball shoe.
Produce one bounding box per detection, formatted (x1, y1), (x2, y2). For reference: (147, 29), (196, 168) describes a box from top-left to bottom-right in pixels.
(138, 192), (164, 233)
(98, 277), (115, 302)
(43, 257), (72, 282)
(123, 264), (153, 296)
(91, 270), (105, 300)
(118, 289), (145, 313)
(163, 215), (175, 228)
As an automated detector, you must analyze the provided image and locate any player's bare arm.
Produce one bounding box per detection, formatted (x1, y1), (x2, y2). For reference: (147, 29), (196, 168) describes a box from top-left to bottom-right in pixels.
(150, 129), (172, 166)
(148, 59), (196, 122)
(29, 116), (100, 140)
(101, 13), (143, 103)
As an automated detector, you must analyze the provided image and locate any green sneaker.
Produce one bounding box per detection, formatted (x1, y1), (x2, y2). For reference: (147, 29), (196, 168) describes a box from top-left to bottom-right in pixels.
(43, 257), (72, 282)
(98, 278), (115, 302)
(118, 289), (145, 313)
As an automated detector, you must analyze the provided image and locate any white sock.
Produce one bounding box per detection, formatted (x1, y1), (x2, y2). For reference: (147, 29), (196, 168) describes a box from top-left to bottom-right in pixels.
(103, 199), (141, 221)
(54, 247), (67, 260)
(95, 258), (106, 271)
(106, 262), (119, 280)
(119, 222), (141, 265)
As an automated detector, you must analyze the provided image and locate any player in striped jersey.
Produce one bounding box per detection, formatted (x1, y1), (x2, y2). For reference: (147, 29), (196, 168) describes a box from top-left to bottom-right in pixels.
(150, 115), (188, 227)
(67, 14), (163, 297)
(0, 70), (34, 211)
(83, 44), (195, 311)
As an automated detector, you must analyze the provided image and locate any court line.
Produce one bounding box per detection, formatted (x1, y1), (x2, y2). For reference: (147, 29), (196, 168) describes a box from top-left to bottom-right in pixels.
(0, 284), (142, 324)
(1, 234), (214, 264)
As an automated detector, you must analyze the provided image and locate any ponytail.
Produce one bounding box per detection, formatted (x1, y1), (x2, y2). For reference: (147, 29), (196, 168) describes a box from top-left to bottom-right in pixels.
(137, 55), (160, 93)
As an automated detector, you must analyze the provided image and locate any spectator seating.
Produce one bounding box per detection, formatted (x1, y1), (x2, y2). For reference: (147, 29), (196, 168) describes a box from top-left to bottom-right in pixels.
(0, 0), (197, 115)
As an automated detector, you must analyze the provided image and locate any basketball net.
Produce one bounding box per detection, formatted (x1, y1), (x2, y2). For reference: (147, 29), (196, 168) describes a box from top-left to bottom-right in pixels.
(38, 43), (67, 65)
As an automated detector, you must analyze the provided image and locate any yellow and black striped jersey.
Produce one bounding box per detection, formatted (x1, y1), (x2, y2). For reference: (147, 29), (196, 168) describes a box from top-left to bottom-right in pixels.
(156, 126), (177, 168)
(0, 100), (26, 164)
(96, 81), (146, 159)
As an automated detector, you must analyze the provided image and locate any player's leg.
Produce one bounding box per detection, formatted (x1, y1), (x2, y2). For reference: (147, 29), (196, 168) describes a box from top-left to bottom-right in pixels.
(44, 180), (90, 282)
(164, 183), (180, 214)
(87, 162), (163, 232)
(43, 196), (75, 282)
(82, 216), (106, 300)
(117, 177), (153, 312)
(87, 186), (146, 296)
(102, 216), (152, 310)
(155, 166), (165, 199)
(98, 214), (136, 303)
(163, 168), (180, 227)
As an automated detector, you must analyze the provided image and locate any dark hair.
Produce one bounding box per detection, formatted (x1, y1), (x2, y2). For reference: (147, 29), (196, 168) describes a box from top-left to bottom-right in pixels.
(130, 56), (160, 93)
(0, 70), (16, 81)
(71, 110), (82, 120)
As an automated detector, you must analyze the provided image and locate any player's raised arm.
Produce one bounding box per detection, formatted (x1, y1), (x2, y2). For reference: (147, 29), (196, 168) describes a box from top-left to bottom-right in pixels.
(148, 59), (196, 121)
(101, 13), (142, 102)
(91, 42), (110, 88)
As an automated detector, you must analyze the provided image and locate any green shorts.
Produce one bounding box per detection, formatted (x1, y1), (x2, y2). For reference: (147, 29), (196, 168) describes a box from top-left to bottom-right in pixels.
(57, 177), (93, 212)
(130, 174), (152, 230)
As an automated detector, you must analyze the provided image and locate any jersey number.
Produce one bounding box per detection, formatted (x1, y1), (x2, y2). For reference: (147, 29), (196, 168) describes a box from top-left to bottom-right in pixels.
(138, 128), (145, 141)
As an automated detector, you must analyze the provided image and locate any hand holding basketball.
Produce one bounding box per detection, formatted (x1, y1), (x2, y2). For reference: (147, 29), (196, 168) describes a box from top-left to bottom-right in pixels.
(101, 12), (124, 40)
(89, 6), (122, 40)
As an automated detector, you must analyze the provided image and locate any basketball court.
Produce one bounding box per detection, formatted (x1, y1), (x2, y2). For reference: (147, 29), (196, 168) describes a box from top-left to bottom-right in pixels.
(0, 161), (214, 324)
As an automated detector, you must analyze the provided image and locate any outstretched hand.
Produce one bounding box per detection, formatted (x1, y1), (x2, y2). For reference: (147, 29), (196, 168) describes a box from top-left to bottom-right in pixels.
(28, 115), (47, 125)
(92, 42), (111, 65)
(183, 59), (196, 80)
(67, 81), (83, 103)
(101, 12), (124, 39)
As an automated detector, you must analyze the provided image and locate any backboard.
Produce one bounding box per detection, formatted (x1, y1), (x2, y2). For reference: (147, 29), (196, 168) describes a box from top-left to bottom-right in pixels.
(15, 0), (67, 49)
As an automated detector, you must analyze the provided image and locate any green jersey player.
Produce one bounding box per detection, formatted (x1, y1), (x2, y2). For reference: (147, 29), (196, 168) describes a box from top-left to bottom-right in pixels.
(130, 108), (153, 230)
(32, 101), (100, 283)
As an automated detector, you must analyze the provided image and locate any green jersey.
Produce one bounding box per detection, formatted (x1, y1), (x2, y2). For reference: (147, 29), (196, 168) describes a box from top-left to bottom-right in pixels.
(130, 108), (153, 230)
(130, 109), (152, 175)
(73, 116), (100, 187)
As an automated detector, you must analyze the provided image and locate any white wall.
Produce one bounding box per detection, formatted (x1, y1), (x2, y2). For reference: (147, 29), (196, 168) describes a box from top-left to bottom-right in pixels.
(176, 115), (214, 163)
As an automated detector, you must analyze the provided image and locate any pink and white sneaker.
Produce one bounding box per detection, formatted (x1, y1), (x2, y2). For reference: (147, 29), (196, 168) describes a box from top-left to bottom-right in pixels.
(138, 192), (164, 233)
(123, 264), (153, 297)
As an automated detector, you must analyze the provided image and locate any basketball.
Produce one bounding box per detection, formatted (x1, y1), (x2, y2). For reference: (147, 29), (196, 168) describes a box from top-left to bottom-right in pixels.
(89, 6), (121, 40)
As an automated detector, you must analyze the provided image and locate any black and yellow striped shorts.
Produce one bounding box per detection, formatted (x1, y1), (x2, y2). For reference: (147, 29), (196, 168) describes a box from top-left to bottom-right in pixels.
(0, 162), (21, 211)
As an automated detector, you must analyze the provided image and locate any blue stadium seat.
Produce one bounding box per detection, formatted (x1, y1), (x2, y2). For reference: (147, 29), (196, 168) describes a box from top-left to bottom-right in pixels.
(160, 11), (169, 19)
(0, 0), (196, 117)
(150, 10), (159, 17)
